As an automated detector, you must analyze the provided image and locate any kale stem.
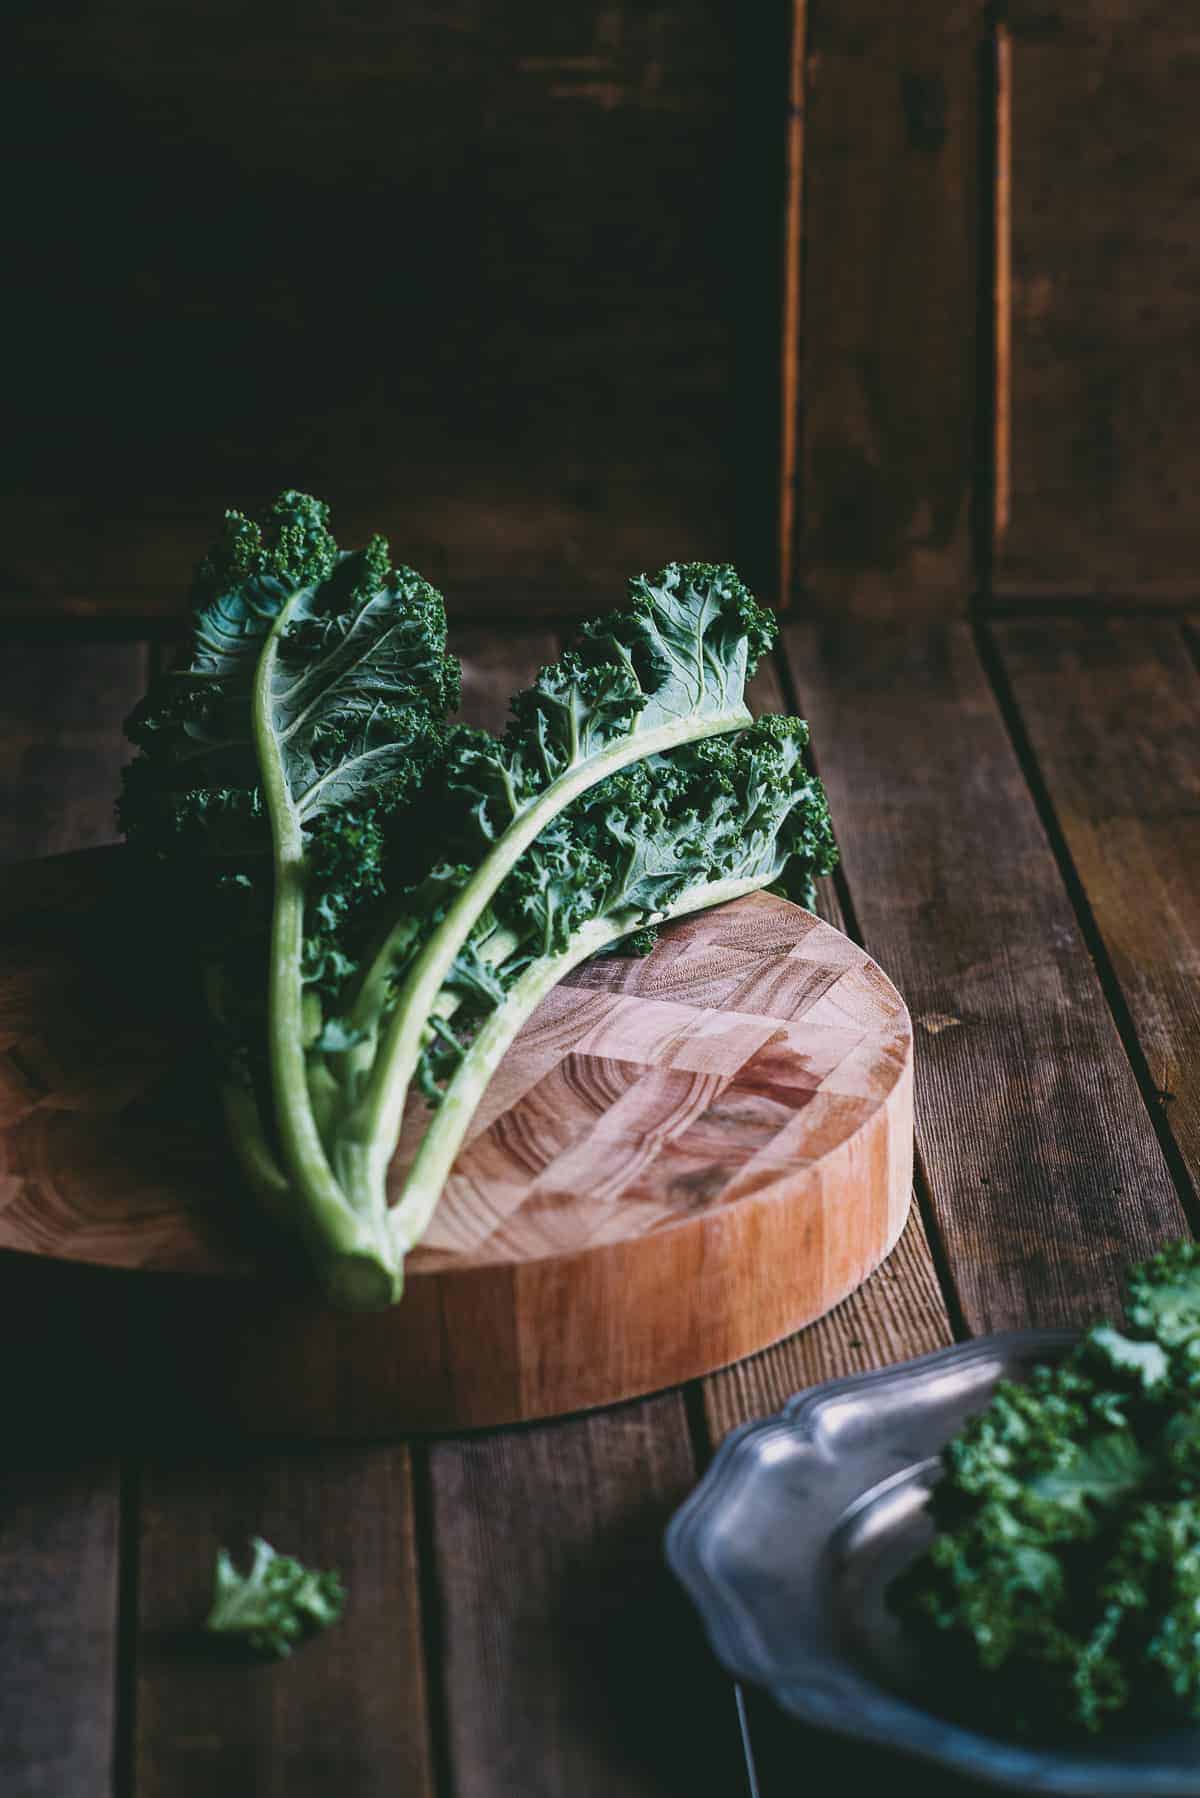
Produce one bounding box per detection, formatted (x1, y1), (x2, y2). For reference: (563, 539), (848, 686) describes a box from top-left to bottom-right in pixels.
(219, 1079), (290, 1215)
(350, 706), (753, 1210)
(387, 873), (767, 1260)
(253, 591), (401, 1308)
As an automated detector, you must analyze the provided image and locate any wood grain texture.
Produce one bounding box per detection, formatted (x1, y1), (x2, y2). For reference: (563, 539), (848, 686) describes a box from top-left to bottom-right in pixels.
(794, 0), (980, 615)
(703, 651), (953, 1444)
(428, 1399), (747, 1798)
(0, 641), (139, 1798)
(0, 1450), (119, 1798)
(993, 616), (1200, 1189)
(780, 618), (1190, 1331)
(0, 858), (912, 1430)
(993, 21), (1012, 547)
(996, 3), (1200, 599)
(777, 1), (808, 608)
(1, 2), (772, 618)
(741, 616), (1194, 1796)
(425, 635), (749, 1796)
(135, 1444), (434, 1798)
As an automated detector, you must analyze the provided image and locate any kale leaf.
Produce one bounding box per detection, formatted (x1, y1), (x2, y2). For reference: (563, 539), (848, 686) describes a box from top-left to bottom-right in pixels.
(890, 1240), (1200, 1736)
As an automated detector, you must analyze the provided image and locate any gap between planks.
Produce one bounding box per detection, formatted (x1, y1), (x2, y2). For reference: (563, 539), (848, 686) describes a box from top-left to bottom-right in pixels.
(734, 615), (1196, 1796)
(698, 652), (954, 1449)
(12, 617), (1187, 1793)
(427, 631), (955, 1793)
(0, 638), (439, 1798)
(133, 1440), (434, 1798)
(0, 640), (150, 1798)
(424, 630), (748, 1798)
(779, 615), (1192, 1340)
(983, 614), (1200, 1215)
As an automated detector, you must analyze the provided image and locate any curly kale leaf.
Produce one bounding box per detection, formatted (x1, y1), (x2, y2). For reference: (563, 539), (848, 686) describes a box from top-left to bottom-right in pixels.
(122, 494), (456, 856)
(384, 717), (836, 1254)
(205, 1538), (345, 1660)
(119, 493), (460, 1308)
(577, 561), (775, 730)
(118, 520), (838, 1312)
(442, 563), (773, 849)
(122, 489), (456, 947)
(404, 717), (836, 1110)
(889, 1239), (1200, 1736)
(1126, 1239), (1200, 1353)
(332, 562), (781, 1216)
(122, 492), (337, 833)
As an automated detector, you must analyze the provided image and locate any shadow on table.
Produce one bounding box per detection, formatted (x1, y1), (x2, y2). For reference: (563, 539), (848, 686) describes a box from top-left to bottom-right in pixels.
(546, 1487), (752, 1797)
(741, 1684), (998, 1798)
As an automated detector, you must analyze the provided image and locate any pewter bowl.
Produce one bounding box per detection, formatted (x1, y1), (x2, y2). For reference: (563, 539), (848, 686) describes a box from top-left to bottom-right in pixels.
(666, 1332), (1200, 1795)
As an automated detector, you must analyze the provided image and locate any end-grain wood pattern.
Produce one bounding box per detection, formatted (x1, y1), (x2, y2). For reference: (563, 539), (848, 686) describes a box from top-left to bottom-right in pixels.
(0, 854), (911, 1431)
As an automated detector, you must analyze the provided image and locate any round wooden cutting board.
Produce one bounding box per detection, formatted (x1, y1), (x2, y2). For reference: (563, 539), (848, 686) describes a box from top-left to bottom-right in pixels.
(0, 849), (913, 1433)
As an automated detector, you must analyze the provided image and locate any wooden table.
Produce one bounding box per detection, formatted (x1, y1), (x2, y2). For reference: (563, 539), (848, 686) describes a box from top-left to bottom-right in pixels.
(2, 611), (1197, 1798)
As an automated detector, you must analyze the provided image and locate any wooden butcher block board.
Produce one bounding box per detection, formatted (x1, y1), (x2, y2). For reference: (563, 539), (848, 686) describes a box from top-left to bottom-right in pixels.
(0, 849), (913, 1433)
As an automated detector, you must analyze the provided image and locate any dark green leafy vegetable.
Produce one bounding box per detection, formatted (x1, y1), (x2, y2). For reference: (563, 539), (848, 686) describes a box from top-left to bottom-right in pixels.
(385, 717), (836, 1252)
(121, 491), (459, 1307)
(889, 1240), (1200, 1736)
(120, 493), (837, 1309)
(204, 1538), (345, 1659)
(328, 560), (778, 1220)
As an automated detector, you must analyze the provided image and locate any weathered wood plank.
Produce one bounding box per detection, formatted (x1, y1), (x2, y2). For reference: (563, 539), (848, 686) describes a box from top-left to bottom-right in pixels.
(745, 616), (1194, 1793)
(135, 1443), (434, 1798)
(704, 652), (953, 1443)
(997, 3), (1200, 599)
(720, 651), (957, 1795)
(776, 0), (807, 607)
(702, 652), (955, 1794)
(794, 0), (981, 614)
(428, 1401), (744, 1798)
(992, 616), (1200, 1192)
(427, 632), (746, 1795)
(0, 640), (142, 1795)
(2, 2), (769, 618)
(781, 619), (1189, 1330)
(0, 1447), (120, 1798)
(127, 631), (565, 1793)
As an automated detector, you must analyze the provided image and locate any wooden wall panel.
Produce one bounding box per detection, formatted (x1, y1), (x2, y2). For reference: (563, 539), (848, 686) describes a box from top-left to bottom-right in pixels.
(996, 3), (1200, 599)
(791, 0), (981, 617)
(3, 3), (784, 621)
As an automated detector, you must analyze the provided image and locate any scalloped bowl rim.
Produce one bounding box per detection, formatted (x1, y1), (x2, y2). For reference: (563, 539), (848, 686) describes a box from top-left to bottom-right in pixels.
(666, 1330), (1200, 1797)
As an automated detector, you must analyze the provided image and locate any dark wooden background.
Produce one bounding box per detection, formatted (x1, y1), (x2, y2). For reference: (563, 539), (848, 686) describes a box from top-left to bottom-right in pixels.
(6, 3), (1197, 622)
(8, 1), (1195, 625)
(3, 0), (790, 618)
(3, 5), (1200, 1797)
